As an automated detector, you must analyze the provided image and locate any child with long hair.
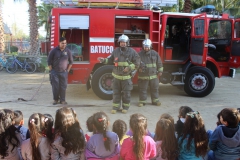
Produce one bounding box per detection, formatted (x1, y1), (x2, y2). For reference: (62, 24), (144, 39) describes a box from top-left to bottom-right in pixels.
(85, 115), (94, 142)
(175, 106), (193, 138)
(153, 118), (178, 160)
(21, 113), (53, 160)
(43, 113), (54, 141)
(0, 109), (22, 160)
(208, 108), (240, 160)
(159, 113), (174, 124)
(112, 119), (129, 145)
(51, 107), (85, 160)
(120, 113), (156, 160)
(178, 111), (208, 160)
(151, 113), (175, 139)
(85, 111), (119, 160)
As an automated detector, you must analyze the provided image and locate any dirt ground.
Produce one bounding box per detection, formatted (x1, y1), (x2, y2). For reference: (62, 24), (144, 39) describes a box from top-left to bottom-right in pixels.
(0, 71), (240, 133)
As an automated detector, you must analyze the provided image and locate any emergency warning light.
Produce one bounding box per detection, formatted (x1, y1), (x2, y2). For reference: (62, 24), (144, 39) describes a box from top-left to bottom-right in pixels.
(192, 5), (215, 14)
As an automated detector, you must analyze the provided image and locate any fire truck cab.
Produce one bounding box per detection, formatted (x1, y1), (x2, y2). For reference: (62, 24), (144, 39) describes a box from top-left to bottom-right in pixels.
(43, 0), (240, 100)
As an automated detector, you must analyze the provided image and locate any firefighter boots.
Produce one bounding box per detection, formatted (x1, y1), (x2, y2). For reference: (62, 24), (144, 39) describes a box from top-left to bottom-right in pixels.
(122, 109), (128, 114)
(111, 110), (117, 114)
(152, 101), (161, 106)
(138, 103), (145, 107)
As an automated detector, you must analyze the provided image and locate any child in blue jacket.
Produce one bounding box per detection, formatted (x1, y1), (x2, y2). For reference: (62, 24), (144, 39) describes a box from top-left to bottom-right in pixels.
(208, 108), (240, 160)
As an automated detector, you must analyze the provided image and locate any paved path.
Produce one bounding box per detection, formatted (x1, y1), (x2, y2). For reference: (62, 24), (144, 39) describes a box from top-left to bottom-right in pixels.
(0, 71), (240, 133)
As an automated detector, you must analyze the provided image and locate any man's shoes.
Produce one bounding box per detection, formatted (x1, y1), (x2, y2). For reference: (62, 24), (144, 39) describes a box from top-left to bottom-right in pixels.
(60, 101), (67, 105)
(53, 100), (58, 105)
(152, 101), (161, 106)
(111, 110), (117, 114)
(138, 103), (145, 107)
(122, 109), (128, 114)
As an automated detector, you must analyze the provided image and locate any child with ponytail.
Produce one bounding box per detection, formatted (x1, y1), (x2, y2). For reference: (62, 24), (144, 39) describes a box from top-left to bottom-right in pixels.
(85, 111), (119, 160)
(178, 111), (208, 160)
(120, 113), (156, 160)
(21, 113), (53, 160)
(51, 107), (85, 160)
(0, 109), (22, 160)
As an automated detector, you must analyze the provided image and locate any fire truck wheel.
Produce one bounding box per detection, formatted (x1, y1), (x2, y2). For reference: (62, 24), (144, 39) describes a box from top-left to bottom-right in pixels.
(184, 66), (215, 97)
(91, 65), (114, 100)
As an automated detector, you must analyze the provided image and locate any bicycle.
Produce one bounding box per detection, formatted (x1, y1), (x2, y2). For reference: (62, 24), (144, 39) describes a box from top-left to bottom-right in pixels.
(0, 55), (8, 71)
(6, 55), (37, 74)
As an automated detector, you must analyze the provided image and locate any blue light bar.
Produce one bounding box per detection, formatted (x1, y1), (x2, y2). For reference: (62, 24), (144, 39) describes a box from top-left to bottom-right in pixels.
(192, 5), (215, 14)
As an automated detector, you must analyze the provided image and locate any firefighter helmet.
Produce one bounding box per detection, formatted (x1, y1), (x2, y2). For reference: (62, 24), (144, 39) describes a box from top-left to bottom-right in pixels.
(142, 39), (152, 48)
(118, 34), (129, 43)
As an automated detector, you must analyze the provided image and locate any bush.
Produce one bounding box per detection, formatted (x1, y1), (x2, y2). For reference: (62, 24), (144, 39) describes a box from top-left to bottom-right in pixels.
(10, 46), (18, 53)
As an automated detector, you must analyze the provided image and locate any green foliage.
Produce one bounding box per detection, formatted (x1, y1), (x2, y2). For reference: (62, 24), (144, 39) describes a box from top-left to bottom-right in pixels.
(162, 5), (178, 12)
(10, 46), (18, 53)
(37, 3), (54, 38)
(176, 0), (240, 15)
(35, 55), (48, 72)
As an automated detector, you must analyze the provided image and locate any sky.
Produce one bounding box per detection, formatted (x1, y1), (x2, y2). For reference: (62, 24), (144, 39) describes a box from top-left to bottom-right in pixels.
(2, 0), (46, 37)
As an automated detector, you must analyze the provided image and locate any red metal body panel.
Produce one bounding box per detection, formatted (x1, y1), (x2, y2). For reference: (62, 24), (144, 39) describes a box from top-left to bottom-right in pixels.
(50, 8), (153, 84)
(165, 48), (172, 60)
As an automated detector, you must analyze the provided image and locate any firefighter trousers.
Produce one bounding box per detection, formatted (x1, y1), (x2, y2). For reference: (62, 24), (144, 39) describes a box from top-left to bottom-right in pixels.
(112, 78), (133, 110)
(138, 78), (159, 103)
(50, 70), (68, 102)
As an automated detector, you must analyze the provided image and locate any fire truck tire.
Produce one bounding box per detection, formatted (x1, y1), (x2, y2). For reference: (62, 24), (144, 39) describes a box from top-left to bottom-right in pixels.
(91, 65), (114, 100)
(184, 66), (215, 97)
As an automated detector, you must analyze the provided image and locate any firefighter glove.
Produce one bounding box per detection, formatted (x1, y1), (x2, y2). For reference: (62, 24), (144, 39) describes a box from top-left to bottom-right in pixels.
(97, 57), (105, 63)
(157, 72), (162, 79)
(123, 66), (130, 73)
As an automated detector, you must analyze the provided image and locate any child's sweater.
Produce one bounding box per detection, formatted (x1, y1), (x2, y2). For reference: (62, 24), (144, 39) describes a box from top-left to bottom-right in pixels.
(120, 135), (156, 160)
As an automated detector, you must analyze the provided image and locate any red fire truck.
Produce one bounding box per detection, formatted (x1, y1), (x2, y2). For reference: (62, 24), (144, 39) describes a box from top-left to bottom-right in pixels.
(43, 0), (240, 100)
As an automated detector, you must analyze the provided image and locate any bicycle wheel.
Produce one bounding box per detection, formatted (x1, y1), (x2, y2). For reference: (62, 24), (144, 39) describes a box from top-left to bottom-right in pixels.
(25, 62), (36, 73)
(6, 62), (18, 73)
(0, 62), (3, 71)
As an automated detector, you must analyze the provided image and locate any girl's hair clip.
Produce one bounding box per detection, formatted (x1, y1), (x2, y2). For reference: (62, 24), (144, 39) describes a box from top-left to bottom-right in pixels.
(30, 119), (35, 124)
(187, 111), (199, 118)
(44, 118), (48, 122)
(98, 118), (103, 122)
(103, 137), (107, 141)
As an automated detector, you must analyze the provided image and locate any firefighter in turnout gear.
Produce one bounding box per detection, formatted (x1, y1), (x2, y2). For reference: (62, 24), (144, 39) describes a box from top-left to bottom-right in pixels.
(138, 39), (163, 107)
(98, 34), (140, 114)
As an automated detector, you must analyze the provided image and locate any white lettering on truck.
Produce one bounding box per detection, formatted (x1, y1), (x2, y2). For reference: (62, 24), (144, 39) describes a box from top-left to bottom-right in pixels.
(90, 45), (113, 54)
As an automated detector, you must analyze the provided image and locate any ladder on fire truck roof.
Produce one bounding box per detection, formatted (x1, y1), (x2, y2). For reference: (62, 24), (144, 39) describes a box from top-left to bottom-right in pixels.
(40, 0), (177, 9)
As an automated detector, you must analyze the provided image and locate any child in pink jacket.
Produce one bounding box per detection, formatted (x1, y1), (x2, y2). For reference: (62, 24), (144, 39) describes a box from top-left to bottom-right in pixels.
(120, 113), (156, 160)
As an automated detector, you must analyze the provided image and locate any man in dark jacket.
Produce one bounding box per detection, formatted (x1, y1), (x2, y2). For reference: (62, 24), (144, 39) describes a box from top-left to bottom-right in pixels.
(47, 37), (73, 105)
(138, 39), (163, 107)
(98, 34), (140, 114)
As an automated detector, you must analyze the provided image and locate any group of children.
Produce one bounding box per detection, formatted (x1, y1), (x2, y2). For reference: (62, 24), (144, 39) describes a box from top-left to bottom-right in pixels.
(0, 106), (240, 160)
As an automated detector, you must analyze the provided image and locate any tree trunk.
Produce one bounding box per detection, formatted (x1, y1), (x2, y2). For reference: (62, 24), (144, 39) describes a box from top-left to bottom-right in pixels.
(28, 0), (39, 55)
(183, 0), (192, 13)
(0, 2), (5, 53)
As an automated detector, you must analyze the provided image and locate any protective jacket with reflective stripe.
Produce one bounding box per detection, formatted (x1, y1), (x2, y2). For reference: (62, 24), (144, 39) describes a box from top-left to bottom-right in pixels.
(138, 50), (163, 79)
(105, 47), (140, 80)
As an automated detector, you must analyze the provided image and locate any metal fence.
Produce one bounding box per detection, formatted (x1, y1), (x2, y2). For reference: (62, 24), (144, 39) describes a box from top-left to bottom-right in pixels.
(5, 41), (30, 54)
